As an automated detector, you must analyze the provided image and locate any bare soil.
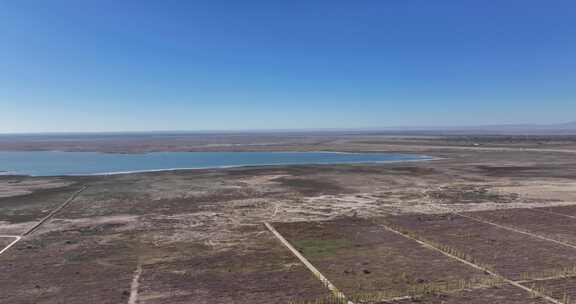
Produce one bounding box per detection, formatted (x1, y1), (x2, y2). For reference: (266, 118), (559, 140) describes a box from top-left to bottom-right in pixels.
(386, 213), (576, 281)
(541, 205), (576, 217)
(0, 183), (84, 235)
(529, 277), (576, 303)
(0, 237), (14, 248)
(0, 226), (136, 304)
(380, 284), (548, 304)
(274, 217), (490, 298)
(467, 208), (576, 246)
(1, 134), (576, 303)
(137, 226), (327, 304)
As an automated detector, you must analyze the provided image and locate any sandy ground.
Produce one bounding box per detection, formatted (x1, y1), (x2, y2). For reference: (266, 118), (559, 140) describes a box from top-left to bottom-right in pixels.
(1, 135), (576, 303)
(495, 181), (576, 201)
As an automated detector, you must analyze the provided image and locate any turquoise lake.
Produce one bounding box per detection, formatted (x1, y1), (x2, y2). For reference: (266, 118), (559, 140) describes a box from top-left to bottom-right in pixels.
(0, 151), (432, 176)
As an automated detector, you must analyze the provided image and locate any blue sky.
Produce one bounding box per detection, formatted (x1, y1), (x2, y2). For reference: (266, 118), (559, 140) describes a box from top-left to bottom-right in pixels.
(1, 0), (575, 132)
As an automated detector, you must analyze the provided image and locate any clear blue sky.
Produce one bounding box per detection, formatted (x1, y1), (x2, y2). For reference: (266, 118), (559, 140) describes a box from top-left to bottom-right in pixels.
(1, 1), (575, 132)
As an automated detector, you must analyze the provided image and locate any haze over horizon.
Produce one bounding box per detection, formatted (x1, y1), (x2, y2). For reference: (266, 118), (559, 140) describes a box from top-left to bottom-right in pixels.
(2, 1), (575, 133)
(1, 121), (576, 136)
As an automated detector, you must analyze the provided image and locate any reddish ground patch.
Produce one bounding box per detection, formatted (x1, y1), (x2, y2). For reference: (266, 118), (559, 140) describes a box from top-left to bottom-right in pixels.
(539, 205), (576, 218)
(273, 218), (489, 298)
(138, 228), (328, 304)
(380, 285), (548, 304)
(529, 277), (576, 303)
(387, 213), (576, 281)
(0, 237), (15, 250)
(0, 230), (135, 304)
(467, 208), (576, 246)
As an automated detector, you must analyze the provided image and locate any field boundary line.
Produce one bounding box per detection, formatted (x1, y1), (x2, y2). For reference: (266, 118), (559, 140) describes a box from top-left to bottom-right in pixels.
(128, 262), (143, 304)
(0, 236), (21, 256)
(456, 212), (576, 251)
(23, 185), (88, 236)
(263, 222), (352, 304)
(428, 203), (576, 251)
(379, 222), (564, 304)
(530, 207), (576, 221)
(516, 273), (576, 285)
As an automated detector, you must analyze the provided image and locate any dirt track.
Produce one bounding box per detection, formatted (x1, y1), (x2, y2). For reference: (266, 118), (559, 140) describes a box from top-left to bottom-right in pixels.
(1, 135), (576, 303)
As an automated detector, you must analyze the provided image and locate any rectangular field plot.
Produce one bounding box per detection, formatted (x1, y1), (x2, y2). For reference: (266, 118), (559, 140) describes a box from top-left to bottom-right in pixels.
(138, 228), (328, 304)
(539, 205), (576, 218)
(0, 237), (15, 249)
(387, 213), (576, 281)
(528, 277), (576, 303)
(380, 284), (548, 304)
(466, 208), (576, 245)
(0, 185), (84, 235)
(0, 230), (136, 304)
(273, 218), (491, 299)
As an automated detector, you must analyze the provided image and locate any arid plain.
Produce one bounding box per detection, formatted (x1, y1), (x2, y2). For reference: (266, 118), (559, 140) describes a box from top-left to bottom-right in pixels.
(2, 134), (576, 304)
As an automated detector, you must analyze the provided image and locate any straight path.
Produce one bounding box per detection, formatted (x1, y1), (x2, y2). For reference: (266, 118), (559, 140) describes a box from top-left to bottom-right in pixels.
(264, 222), (353, 304)
(128, 262), (143, 304)
(430, 203), (576, 252)
(0, 185), (88, 258)
(457, 212), (576, 251)
(530, 207), (576, 221)
(380, 222), (564, 304)
(0, 236), (21, 256)
(23, 186), (88, 236)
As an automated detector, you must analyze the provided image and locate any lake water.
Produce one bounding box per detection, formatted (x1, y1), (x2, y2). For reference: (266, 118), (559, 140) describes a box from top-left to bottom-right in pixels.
(0, 151), (432, 176)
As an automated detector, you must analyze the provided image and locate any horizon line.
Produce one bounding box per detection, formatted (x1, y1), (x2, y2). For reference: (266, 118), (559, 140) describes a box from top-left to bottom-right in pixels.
(0, 121), (575, 135)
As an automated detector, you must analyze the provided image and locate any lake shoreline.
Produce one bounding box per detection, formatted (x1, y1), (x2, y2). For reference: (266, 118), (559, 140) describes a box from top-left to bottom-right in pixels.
(0, 151), (434, 177)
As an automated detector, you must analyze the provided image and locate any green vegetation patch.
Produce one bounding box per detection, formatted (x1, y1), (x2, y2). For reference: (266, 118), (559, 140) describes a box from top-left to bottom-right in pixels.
(293, 238), (352, 258)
